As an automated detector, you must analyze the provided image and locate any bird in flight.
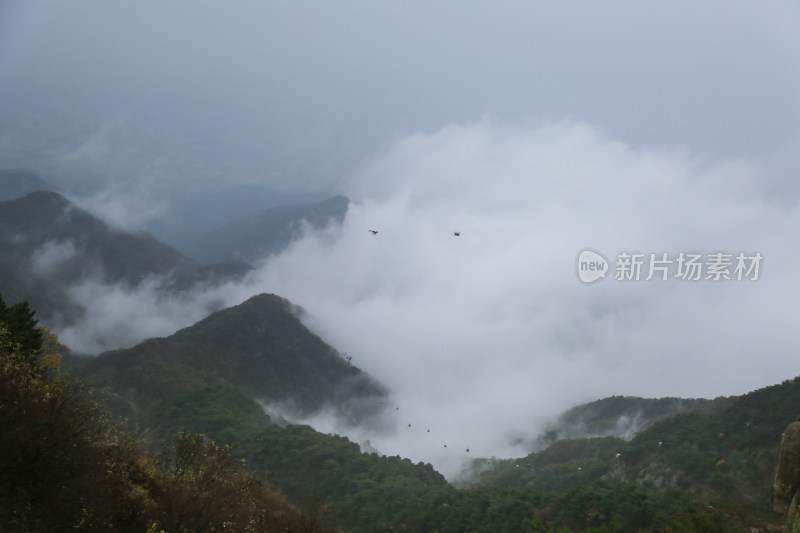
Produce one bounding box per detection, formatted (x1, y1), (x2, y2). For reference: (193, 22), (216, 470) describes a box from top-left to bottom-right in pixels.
(369, 230), (379, 235)
(453, 232), (460, 236)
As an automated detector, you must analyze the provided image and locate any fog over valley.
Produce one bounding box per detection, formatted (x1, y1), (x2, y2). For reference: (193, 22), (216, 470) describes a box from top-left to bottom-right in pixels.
(2, 1), (800, 481)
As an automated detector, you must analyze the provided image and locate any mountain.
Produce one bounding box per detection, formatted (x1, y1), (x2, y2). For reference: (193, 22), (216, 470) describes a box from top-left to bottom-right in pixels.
(536, 395), (713, 445)
(0, 190), (251, 324)
(0, 191), (196, 284)
(0, 299), (331, 532)
(0, 168), (52, 201)
(603, 378), (800, 502)
(474, 377), (800, 527)
(40, 289), (797, 530)
(77, 293), (465, 531)
(178, 195), (349, 264)
(81, 293), (387, 432)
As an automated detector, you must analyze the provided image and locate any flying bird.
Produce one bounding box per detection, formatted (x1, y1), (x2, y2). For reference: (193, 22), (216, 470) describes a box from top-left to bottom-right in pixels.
(369, 230), (378, 235)
(453, 231), (460, 236)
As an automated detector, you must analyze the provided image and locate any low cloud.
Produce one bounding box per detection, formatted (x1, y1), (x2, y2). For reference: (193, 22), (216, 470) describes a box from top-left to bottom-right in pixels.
(57, 277), (227, 354)
(30, 240), (77, 276)
(55, 119), (800, 479)
(231, 119), (800, 477)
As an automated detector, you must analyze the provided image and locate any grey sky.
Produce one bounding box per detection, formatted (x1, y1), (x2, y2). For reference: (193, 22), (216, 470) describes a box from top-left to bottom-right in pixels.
(1, 1), (798, 199)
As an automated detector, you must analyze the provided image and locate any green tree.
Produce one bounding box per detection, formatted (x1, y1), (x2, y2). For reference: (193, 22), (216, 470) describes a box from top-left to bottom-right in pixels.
(0, 294), (43, 354)
(0, 322), (149, 530)
(0, 299), (325, 531)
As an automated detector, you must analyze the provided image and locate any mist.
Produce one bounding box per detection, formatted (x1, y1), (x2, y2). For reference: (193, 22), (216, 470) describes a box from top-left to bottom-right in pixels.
(46, 119), (800, 478)
(233, 120), (799, 477)
(2, 1), (800, 478)
(55, 276), (228, 355)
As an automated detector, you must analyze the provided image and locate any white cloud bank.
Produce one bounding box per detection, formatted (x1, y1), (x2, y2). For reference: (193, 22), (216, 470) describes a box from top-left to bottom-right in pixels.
(60, 119), (800, 478)
(241, 119), (800, 476)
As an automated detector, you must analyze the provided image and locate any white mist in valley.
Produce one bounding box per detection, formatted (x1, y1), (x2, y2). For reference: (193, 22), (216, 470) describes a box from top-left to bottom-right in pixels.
(49, 119), (800, 478)
(213, 119), (799, 478)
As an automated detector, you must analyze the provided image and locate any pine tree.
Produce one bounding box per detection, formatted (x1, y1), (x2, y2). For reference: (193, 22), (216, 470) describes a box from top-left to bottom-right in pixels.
(0, 294), (43, 354)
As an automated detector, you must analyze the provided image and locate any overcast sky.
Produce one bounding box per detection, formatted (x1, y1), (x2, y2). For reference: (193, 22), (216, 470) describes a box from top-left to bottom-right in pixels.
(3, 1), (800, 478)
(1, 1), (799, 197)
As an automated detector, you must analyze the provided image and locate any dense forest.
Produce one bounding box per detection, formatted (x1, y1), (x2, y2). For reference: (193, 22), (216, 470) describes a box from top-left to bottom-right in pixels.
(2, 295), (796, 531)
(0, 296), (330, 532)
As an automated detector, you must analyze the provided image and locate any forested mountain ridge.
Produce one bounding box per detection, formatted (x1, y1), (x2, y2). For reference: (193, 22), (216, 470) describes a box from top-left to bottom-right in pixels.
(536, 395), (714, 445)
(0, 297), (331, 532)
(476, 376), (800, 527)
(3, 291), (796, 530)
(79, 292), (795, 531)
(80, 293), (387, 431)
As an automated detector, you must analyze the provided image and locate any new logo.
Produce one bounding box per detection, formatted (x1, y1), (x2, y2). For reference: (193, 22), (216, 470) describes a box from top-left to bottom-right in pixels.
(577, 249), (609, 284)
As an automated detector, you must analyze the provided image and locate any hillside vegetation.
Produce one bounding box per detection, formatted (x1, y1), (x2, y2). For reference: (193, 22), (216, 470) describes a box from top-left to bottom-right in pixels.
(0, 296), (327, 532)
(80, 293), (386, 423)
(2, 291), (796, 531)
(77, 297), (793, 531)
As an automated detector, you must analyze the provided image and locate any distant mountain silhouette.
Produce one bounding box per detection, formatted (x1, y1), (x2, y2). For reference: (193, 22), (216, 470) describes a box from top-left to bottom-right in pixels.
(178, 195), (349, 264)
(147, 184), (334, 245)
(0, 191), (250, 324)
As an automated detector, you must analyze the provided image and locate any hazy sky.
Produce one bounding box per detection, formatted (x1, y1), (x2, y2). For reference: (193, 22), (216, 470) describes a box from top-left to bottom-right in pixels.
(4, 1), (800, 478)
(1, 1), (799, 199)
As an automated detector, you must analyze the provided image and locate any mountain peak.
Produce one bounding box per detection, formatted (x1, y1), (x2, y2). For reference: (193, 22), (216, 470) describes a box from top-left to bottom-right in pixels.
(84, 292), (386, 421)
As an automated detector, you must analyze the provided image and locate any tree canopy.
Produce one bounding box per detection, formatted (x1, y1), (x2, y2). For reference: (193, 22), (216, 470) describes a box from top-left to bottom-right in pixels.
(0, 296), (324, 532)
